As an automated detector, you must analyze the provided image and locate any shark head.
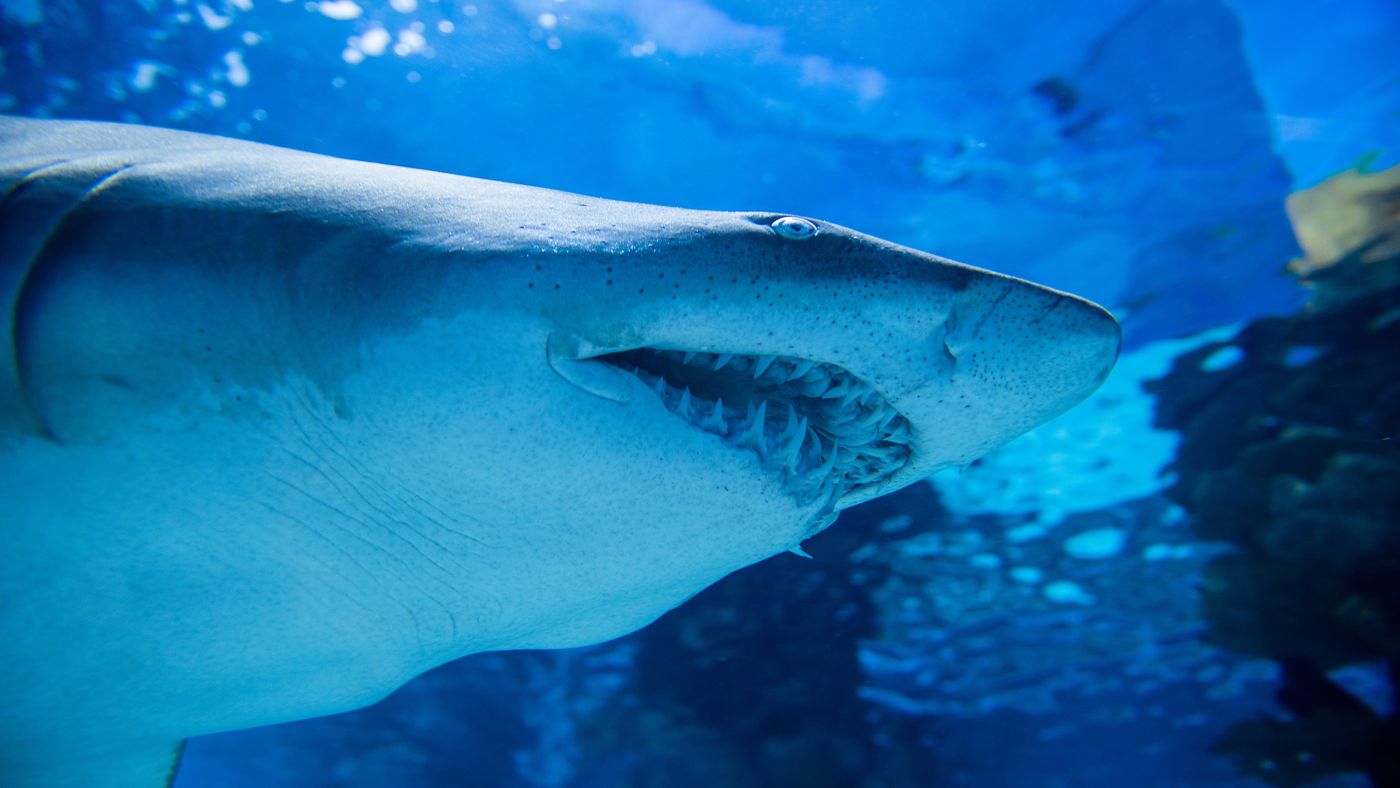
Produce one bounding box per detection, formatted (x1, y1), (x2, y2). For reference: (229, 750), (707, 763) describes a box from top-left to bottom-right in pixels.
(333, 190), (1122, 656)
(1, 118), (1119, 781)
(539, 208), (1121, 510)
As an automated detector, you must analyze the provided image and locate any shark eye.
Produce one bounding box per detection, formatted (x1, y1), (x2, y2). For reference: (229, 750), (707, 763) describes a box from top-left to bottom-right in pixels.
(771, 216), (817, 240)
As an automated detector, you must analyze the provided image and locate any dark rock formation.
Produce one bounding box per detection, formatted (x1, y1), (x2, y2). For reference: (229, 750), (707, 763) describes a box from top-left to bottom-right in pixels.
(1150, 165), (1400, 786)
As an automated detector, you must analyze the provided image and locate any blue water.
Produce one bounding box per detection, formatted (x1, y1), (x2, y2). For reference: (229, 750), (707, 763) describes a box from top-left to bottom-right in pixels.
(3, 0), (1397, 785)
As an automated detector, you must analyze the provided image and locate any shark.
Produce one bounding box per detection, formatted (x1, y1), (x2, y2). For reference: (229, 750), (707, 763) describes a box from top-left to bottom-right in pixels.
(0, 116), (1119, 786)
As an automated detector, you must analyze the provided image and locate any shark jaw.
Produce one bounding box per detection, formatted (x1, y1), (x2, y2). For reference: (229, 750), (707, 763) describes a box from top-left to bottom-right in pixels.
(598, 348), (911, 515)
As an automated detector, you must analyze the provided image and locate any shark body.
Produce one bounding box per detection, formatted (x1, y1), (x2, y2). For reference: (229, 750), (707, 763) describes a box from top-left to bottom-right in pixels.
(0, 116), (1119, 786)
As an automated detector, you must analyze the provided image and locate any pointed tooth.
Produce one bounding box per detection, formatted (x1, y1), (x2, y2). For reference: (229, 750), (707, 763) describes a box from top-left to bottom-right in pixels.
(887, 421), (911, 443)
(841, 388), (861, 409)
(802, 427), (822, 465)
(732, 401), (753, 443)
(752, 355), (776, 379)
(653, 376), (667, 396)
(823, 420), (866, 443)
(811, 440), (839, 480)
(739, 420), (762, 451)
(823, 383), (851, 400)
(714, 353), (734, 371)
(862, 443), (902, 464)
(780, 418), (808, 471)
(778, 403), (801, 442)
(738, 400), (768, 451)
(680, 350), (696, 365)
(791, 358), (816, 379)
(703, 398), (726, 432)
(679, 387), (692, 417)
(751, 400), (769, 446)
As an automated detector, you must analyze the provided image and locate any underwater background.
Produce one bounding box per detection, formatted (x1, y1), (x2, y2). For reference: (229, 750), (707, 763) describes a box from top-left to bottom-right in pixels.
(2, 0), (1397, 785)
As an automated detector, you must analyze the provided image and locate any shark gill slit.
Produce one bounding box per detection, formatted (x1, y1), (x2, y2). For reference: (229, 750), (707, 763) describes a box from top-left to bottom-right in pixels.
(598, 348), (912, 506)
(7, 161), (143, 441)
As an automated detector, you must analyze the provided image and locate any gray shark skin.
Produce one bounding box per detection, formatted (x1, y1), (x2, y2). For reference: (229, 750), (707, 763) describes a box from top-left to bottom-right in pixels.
(0, 116), (1119, 786)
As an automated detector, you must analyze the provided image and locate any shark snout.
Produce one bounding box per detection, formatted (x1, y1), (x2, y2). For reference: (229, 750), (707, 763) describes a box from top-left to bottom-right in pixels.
(883, 273), (1121, 485)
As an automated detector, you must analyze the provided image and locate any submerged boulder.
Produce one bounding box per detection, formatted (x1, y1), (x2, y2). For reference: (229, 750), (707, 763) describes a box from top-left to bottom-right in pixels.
(1150, 165), (1400, 786)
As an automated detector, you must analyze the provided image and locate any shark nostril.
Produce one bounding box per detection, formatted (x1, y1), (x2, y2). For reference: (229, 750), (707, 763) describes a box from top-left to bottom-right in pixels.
(598, 347), (911, 505)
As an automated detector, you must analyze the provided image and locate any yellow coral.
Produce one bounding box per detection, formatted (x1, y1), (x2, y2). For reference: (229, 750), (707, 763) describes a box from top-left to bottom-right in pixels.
(1286, 163), (1400, 277)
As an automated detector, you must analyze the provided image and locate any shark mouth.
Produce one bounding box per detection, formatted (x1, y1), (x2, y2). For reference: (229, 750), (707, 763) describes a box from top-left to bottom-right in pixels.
(598, 349), (913, 506)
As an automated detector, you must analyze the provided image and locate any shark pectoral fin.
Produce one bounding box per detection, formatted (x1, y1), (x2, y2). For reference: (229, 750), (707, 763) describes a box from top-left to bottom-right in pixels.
(8, 738), (186, 788)
(546, 332), (633, 404)
(166, 740), (186, 788)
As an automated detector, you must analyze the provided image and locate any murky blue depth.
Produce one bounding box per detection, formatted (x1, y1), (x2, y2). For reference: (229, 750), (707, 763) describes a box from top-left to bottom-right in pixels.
(3, 0), (1397, 785)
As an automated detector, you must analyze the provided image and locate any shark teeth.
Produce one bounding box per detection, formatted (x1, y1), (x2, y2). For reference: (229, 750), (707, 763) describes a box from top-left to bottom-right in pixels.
(777, 419), (809, 473)
(751, 354), (776, 379)
(734, 400), (768, 450)
(703, 397), (726, 432)
(599, 347), (913, 505)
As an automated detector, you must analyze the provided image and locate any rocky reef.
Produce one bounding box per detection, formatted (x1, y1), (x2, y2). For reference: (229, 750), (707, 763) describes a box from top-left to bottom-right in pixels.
(1150, 165), (1400, 786)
